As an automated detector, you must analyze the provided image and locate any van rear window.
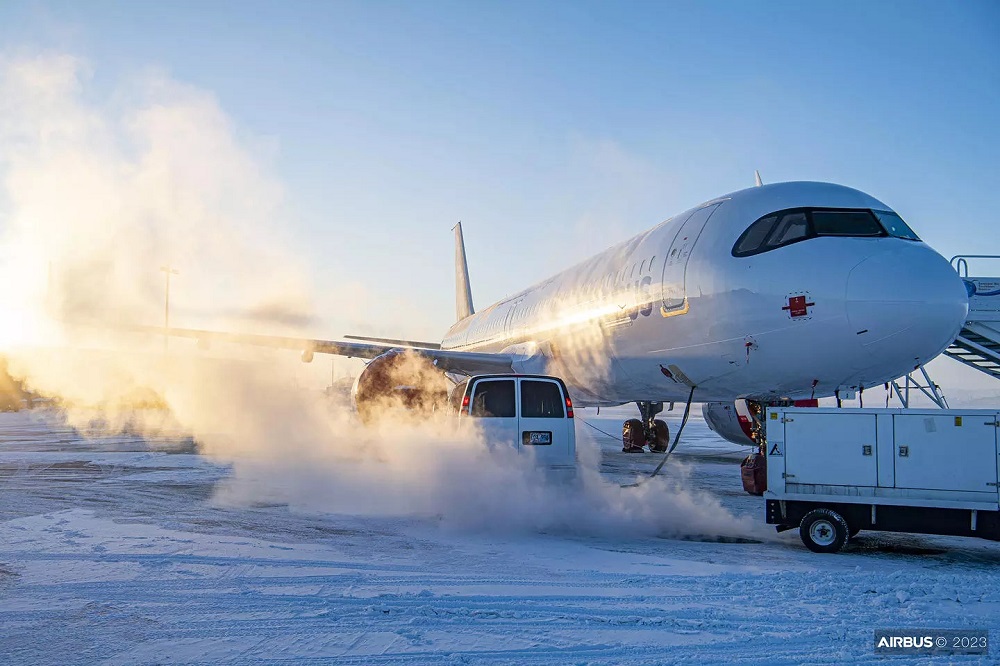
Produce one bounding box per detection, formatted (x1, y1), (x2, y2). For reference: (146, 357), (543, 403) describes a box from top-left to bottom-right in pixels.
(520, 380), (565, 418)
(470, 380), (515, 418)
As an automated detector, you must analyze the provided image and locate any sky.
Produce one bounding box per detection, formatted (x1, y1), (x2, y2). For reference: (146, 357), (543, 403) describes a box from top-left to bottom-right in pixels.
(0, 0), (998, 389)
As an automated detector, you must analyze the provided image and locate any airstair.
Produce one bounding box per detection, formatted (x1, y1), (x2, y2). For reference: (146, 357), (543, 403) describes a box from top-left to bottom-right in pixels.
(945, 255), (1000, 379)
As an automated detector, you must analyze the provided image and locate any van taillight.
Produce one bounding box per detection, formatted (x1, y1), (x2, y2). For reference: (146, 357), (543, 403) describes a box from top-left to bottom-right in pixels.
(565, 397), (574, 418)
(461, 395), (470, 410)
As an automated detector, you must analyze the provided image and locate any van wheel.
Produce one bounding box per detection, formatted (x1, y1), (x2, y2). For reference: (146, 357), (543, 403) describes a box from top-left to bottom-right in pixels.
(622, 419), (645, 452)
(649, 419), (669, 452)
(799, 509), (849, 553)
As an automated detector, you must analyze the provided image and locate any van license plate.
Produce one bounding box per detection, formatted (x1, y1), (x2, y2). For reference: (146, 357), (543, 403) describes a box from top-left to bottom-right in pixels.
(524, 431), (552, 445)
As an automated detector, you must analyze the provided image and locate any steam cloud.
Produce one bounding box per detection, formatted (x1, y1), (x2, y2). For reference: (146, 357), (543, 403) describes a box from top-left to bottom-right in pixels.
(0, 53), (754, 543)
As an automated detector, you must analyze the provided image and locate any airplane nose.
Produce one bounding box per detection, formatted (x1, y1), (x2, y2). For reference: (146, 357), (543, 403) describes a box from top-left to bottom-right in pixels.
(846, 242), (968, 366)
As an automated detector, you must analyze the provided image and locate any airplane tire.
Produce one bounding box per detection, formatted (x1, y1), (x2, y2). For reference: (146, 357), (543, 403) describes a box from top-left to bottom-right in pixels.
(622, 419), (645, 452)
(649, 419), (670, 452)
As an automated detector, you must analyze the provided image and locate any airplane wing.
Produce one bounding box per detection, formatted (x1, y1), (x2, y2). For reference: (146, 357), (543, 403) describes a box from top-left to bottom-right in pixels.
(342, 334), (441, 349)
(145, 326), (515, 375)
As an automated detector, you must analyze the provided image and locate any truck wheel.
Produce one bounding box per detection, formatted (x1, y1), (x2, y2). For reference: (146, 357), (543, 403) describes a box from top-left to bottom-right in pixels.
(799, 509), (849, 553)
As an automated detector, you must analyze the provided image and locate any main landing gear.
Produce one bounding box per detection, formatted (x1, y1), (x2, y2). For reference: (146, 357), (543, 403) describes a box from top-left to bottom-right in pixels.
(622, 401), (670, 453)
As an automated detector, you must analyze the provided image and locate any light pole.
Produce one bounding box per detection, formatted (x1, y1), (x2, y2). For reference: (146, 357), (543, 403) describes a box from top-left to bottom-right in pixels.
(160, 265), (178, 352)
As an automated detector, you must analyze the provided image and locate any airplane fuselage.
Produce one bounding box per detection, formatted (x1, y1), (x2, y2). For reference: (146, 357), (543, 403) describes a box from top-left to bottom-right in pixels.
(440, 182), (968, 406)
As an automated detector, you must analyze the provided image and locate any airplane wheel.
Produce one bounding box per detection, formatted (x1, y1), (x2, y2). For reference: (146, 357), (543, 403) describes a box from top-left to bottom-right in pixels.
(649, 419), (670, 452)
(622, 419), (645, 452)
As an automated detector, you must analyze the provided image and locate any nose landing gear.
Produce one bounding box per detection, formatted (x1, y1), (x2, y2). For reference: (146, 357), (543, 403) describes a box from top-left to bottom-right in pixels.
(621, 401), (670, 453)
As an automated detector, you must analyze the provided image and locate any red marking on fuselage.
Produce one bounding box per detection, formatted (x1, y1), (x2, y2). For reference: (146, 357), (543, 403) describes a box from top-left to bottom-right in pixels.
(782, 295), (815, 318)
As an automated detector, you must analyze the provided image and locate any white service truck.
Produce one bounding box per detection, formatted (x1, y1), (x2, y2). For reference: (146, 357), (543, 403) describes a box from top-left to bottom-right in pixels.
(450, 374), (577, 473)
(764, 407), (1000, 553)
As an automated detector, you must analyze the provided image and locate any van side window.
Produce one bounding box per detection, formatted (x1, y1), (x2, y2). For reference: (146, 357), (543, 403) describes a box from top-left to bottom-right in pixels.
(520, 380), (565, 418)
(470, 379), (516, 418)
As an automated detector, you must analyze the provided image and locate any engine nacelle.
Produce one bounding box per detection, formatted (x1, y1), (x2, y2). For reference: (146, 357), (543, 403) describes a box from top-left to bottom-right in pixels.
(702, 401), (756, 447)
(301, 349), (314, 363)
(351, 349), (451, 424)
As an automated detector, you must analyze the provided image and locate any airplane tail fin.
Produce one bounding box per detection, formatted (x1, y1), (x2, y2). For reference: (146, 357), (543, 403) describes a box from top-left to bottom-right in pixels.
(453, 221), (475, 321)
(754, 170), (763, 187)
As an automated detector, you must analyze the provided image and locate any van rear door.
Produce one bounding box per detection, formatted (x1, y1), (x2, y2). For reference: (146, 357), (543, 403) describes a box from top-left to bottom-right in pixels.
(466, 377), (518, 448)
(517, 378), (575, 467)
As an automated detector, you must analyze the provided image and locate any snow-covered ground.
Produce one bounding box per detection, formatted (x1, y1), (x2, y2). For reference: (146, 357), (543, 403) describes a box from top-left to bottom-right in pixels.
(1, 407), (998, 665)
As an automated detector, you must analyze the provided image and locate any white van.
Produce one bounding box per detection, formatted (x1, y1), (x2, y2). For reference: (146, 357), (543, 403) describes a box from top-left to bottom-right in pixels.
(451, 374), (577, 472)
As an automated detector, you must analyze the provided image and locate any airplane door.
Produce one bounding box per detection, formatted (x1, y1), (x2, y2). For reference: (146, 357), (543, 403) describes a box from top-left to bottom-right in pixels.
(468, 378), (519, 451)
(661, 203), (720, 313)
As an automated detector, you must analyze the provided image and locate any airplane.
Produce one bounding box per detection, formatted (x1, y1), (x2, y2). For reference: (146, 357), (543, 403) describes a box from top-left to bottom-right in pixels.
(161, 178), (970, 453)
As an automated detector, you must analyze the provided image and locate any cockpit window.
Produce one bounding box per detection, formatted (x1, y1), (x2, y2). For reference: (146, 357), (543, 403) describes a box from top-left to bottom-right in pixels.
(812, 210), (883, 237)
(874, 210), (920, 241)
(734, 215), (777, 255)
(766, 212), (809, 247)
(732, 207), (921, 257)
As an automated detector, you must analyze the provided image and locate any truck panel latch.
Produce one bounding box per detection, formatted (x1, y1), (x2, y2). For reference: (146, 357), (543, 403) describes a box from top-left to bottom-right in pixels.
(898, 445), (909, 457)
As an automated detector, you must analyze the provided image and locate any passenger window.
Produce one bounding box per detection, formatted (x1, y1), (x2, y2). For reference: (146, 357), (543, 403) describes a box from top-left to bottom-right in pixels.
(470, 379), (516, 418)
(734, 215), (777, 255)
(520, 380), (565, 418)
(766, 212), (809, 247)
(812, 210), (883, 237)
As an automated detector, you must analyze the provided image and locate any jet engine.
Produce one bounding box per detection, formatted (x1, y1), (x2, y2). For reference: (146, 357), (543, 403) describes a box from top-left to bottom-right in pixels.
(351, 349), (451, 424)
(702, 401), (756, 447)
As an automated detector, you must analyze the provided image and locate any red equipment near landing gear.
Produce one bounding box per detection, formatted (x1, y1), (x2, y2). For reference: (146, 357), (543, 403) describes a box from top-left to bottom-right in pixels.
(737, 399), (816, 495)
(741, 452), (767, 495)
(738, 399), (768, 495)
